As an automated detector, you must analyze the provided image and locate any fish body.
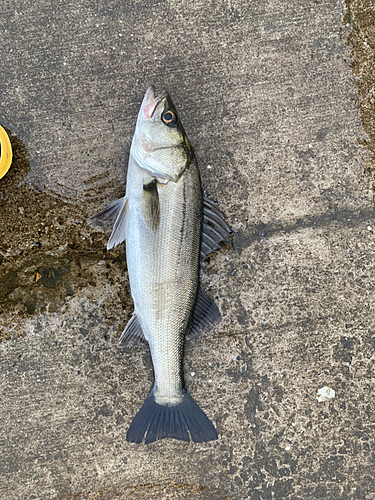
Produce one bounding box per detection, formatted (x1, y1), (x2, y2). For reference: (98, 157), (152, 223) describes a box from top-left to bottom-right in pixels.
(90, 87), (232, 443)
(126, 155), (202, 407)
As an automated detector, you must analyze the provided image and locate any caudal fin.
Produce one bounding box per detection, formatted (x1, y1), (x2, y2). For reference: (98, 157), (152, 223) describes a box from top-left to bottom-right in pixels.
(126, 390), (218, 444)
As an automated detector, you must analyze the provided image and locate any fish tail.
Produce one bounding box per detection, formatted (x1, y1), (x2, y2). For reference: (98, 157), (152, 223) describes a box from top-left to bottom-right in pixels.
(126, 389), (218, 444)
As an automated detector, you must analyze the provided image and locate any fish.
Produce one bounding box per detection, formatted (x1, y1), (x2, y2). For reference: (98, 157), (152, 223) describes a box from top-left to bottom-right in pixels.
(89, 86), (232, 444)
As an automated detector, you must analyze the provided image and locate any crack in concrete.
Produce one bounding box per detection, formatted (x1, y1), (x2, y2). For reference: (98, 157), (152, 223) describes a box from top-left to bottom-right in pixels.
(234, 207), (374, 250)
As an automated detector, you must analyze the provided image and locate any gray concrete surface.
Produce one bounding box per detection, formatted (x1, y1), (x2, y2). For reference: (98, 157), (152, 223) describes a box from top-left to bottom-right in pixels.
(1, 0), (374, 499)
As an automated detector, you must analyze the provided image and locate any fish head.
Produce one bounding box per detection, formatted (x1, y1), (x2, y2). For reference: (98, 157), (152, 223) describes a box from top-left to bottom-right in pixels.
(131, 86), (192, 182)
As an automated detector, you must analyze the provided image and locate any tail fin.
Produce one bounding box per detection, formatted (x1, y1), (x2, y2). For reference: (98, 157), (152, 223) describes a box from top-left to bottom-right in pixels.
(126, 390), (218, 444)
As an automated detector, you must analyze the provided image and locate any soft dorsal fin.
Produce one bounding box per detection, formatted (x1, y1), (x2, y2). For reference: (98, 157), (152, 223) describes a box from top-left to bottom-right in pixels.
(119, 312), (148, 347)
(200, 194), (233, 262)
(187, 286), (222, 337)
(88, 196), (128, 249)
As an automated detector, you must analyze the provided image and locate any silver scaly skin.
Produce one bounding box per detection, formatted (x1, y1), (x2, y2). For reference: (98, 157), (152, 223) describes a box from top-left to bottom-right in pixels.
(89, 86), (232, 443)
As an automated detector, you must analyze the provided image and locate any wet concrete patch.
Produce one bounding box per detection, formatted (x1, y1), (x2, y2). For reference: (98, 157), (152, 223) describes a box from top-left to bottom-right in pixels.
(0, 133), (132, 341)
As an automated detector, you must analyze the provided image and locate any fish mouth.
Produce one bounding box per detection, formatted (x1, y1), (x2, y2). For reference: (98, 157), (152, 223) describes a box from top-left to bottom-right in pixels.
(141, 86), (168, 120)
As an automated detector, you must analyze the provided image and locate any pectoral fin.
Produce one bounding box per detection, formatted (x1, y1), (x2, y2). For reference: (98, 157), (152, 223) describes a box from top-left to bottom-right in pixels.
(141, 179), (159, 231)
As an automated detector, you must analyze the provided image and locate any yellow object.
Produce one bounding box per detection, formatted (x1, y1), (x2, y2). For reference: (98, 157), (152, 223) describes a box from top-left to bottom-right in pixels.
(0, 125), (13, 179)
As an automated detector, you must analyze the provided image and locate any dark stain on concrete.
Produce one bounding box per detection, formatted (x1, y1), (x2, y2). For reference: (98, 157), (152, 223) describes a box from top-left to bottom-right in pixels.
(46, 482), (232, 500)
(37, 267), (63, 288)
(344, 0), (375, 189)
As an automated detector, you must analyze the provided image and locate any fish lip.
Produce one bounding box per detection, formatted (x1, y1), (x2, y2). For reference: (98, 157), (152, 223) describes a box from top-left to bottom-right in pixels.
(142, 86), (168, 121)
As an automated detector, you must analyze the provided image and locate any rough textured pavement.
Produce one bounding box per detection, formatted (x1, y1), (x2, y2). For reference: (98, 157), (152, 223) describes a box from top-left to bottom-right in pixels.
(1, 1), (375, 499)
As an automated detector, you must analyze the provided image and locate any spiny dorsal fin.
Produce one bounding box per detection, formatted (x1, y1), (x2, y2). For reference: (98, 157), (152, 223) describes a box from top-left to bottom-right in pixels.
(200, 194), (233, 262)
(141, 179), (159, 231)
(119, 312), (147, 347)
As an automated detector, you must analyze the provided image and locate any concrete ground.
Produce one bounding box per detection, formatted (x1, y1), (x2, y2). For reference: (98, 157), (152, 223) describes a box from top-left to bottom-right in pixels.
(1, 0), (374, 499)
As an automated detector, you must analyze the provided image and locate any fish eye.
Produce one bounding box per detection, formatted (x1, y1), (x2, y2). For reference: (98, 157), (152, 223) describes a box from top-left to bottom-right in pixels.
(161, 110), (177, 125)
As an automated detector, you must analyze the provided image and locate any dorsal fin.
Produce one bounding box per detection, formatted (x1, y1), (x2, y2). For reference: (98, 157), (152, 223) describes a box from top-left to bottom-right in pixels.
(187, 286), (222, 337)
(200, 194), (233, 262)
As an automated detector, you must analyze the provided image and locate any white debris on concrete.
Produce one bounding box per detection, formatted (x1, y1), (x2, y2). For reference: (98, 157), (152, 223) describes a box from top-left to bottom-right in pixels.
(317, 386), (335, 402)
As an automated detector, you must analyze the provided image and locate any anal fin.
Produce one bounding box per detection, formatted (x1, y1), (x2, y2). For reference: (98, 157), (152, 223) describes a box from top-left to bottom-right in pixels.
(119, 313), (147, 347)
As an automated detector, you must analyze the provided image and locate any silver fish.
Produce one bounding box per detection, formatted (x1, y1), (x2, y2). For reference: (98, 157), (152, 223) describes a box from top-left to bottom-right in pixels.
(89, 86), (232, 443)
